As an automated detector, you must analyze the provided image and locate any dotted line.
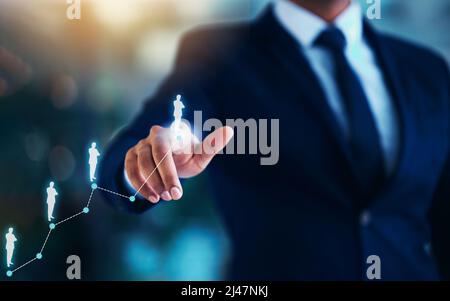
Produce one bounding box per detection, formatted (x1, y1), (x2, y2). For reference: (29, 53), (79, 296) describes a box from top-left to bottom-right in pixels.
(55, 211), (84, 227)
(6, 184), (134, 278)
(96, 186), (129, 199)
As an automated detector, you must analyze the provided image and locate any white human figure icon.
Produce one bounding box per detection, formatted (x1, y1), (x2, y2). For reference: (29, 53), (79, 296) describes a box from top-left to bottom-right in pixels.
(5, 228), (17, 268)
(169, 95), (196, 152)
(88, 142), (100, 182)
(46, 181), (58, 222)
(173, 94), (185, 126)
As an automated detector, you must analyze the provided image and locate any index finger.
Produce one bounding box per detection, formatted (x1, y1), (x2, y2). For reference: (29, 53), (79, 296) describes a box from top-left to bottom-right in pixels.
(152, 135), (183, 200)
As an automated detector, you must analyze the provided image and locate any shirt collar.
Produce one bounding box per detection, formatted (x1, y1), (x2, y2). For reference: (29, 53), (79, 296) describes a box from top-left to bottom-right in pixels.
(274, 0), (363, 49)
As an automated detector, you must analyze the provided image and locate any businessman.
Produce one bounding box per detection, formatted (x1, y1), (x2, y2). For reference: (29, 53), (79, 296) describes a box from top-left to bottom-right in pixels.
(98, 0), (450, 280)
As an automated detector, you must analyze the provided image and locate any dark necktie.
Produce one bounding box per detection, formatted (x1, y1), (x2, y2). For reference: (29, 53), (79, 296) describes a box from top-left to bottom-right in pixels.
(314, 26), (385, 199)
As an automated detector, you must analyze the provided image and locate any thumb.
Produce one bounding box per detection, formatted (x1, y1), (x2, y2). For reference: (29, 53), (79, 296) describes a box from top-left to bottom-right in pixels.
(193, 126), (234, 171)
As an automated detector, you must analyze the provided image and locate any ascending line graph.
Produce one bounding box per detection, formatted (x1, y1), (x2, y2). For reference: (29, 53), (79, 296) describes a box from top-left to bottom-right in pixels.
(6, 95), (185, 278)
(5, 150), (171, 278)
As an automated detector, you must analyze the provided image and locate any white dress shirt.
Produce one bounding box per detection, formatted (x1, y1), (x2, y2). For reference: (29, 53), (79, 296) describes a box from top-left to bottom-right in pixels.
(275, 0), (399, 175)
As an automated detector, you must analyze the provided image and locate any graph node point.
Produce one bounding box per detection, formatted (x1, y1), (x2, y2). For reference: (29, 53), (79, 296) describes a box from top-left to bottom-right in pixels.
(49, 223), (56, 230)
(91, 183), (97, 190)
(36, 253), (43, 260)
(6, 271), (12, 277)
(129, 196), (136, 202)
(83, 207), (89, 214)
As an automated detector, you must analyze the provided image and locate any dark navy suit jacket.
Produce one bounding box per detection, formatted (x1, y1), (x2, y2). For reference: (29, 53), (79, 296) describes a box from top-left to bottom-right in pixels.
(98, 7), (450, 280)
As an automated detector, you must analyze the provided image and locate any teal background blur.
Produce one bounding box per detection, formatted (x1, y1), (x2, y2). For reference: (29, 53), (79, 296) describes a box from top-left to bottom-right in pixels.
(0, 0), (449, 280)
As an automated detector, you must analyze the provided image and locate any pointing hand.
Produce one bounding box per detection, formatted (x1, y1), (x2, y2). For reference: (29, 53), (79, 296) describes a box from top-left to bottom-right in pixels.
(125, 124), (234, 203)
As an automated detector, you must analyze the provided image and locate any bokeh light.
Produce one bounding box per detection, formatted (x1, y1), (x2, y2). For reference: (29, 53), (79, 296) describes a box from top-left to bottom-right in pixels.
(123, 235), (161, 279)
(24, 132), (50, 162)
(165, 226), (227, 280)
(49, 145), (76, 182)
(50, 73), (78, 109)
(92, 0), (146, 29)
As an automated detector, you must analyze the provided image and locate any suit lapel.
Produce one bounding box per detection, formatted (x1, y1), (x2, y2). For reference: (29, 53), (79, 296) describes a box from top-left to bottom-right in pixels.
(254, 8), (412, 203)
(254, 8), (356, 176)
(363, 21), (410, 200)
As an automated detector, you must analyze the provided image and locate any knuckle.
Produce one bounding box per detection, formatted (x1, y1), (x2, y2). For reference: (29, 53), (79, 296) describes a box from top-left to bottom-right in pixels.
(149, 125), (162, 137)
(153, 134), (167, 145)
(125, 147), (136, 158)
(153, 138), (170, 153)
(136, 139), (148, 151)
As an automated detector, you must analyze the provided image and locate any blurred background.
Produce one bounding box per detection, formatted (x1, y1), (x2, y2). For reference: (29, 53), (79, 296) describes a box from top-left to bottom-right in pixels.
(0, 0), (449, 280)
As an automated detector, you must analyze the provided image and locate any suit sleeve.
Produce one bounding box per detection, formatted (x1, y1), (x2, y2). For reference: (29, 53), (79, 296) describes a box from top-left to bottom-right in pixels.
(430, 59), (450, 280)
(97, 30), (225, 213)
